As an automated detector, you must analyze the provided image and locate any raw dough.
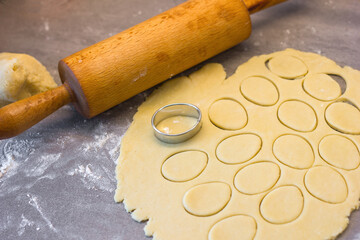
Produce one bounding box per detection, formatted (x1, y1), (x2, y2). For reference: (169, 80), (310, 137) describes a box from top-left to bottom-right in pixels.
(208, 215), (257, 240)
(183, 182), (232, 217)
(260, 185), (304, 224)
(115, 49), (360, 240)
(216, 133), (262, 164)
(325, 101), (360, 134)
(161, 150), (208, 182)
(303, 73), (341, 101)
(240, 76), (279, 106)
(234, 161), (280, 195)
(273, 134), (314, 169)
(208, 99), (247, 130)
(0, 52), (57, 107)
(277, 100), (317, 132)
(319, 135), (360, 170)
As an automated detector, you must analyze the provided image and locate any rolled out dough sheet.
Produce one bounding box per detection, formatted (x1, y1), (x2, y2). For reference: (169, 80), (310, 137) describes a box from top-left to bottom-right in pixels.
(115, 49), (360, 240)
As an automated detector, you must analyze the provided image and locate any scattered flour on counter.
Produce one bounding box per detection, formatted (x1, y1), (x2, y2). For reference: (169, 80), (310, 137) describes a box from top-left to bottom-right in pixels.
(311, 26), (317, 34)
(325, 0), (336, 9)
(44, 21), (49, 31)
(17, 214), (35, 236)
(354, 232), (360, 240)
(24, 153), (62, 177)
(67, 123), (126, 192)
(23, 173), (58, 191)
(0, 139), (33, 179)
(82, 133), (111, 152)
(109, 137), (122, 163)
(80, 122), (125, 160)
(133, 10), (142, 16)
(67, 163), (115, 192)
(68, 164), (100, 181)
(280, 41), (288, 47)
(27, 193), (57, 233)
(0, 156), (12, 178)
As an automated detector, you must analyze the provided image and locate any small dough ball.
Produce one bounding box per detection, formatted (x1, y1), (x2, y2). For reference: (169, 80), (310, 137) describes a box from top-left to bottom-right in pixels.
(0, 52), (57, 107)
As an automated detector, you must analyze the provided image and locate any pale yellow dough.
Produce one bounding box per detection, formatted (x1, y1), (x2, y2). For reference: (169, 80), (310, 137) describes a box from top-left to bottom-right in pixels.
(0, 52), (57, 107)
(115, 49), (360, 240)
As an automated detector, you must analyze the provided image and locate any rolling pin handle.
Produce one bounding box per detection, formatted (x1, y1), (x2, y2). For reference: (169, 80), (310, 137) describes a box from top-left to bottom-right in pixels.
(0, 84), (73, 139)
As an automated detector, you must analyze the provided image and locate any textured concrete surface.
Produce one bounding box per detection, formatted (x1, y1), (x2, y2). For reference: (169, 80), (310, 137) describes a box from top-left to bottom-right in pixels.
(0, 0), (359, 239)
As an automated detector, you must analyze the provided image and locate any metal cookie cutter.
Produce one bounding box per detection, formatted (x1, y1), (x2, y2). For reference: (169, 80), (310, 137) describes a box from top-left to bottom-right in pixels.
(151, 103), (202, 144)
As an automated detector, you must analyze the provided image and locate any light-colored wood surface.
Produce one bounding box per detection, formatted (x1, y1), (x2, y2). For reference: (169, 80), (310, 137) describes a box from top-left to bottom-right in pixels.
(0, 85), (72, 139)
(59, 0), (251, 118)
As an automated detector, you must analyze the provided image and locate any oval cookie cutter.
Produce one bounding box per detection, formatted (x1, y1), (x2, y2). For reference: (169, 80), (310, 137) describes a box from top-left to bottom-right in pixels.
(151, 103), (202, 144)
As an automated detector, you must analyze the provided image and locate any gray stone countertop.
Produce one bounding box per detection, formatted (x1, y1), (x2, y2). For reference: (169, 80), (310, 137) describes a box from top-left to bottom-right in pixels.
(0, 0), (359, 239)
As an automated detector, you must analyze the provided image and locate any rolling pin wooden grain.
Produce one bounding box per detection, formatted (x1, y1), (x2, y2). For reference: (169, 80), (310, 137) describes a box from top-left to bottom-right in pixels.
(0, 0), (286, 139)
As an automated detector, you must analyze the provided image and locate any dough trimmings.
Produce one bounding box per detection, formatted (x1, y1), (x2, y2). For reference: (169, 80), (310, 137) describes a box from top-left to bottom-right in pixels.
(115, 49), (360, 240)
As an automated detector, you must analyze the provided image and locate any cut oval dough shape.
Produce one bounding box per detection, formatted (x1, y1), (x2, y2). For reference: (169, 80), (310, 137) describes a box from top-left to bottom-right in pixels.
(208, 99), (247, 130)
(319, 135), (360, 170)
(305, 166), (348, 204)
(240, 76), (279, 106)
(303, 73), (341, 101)
(273, 134), (314, 169)
(183, 182), (231, 216)
(0, 52), (57, 107)
(161, 150), (208, 182)
(267, 55), (308, 79)
(208, 215), (257, 240)
(325, 101), (360, 134)
(260, 185), (304, 224)
(234, 161), (280, 194)
(278, 100), (317, 132)
(216, 134), (262, 164)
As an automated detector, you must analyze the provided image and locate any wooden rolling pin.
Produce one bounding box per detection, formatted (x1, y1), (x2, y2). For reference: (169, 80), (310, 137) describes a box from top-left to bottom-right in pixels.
(0, 0), (286, 139)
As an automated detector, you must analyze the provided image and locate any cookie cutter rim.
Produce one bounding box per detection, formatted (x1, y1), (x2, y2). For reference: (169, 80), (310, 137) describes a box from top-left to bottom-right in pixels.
(151, 103), (202, 144)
